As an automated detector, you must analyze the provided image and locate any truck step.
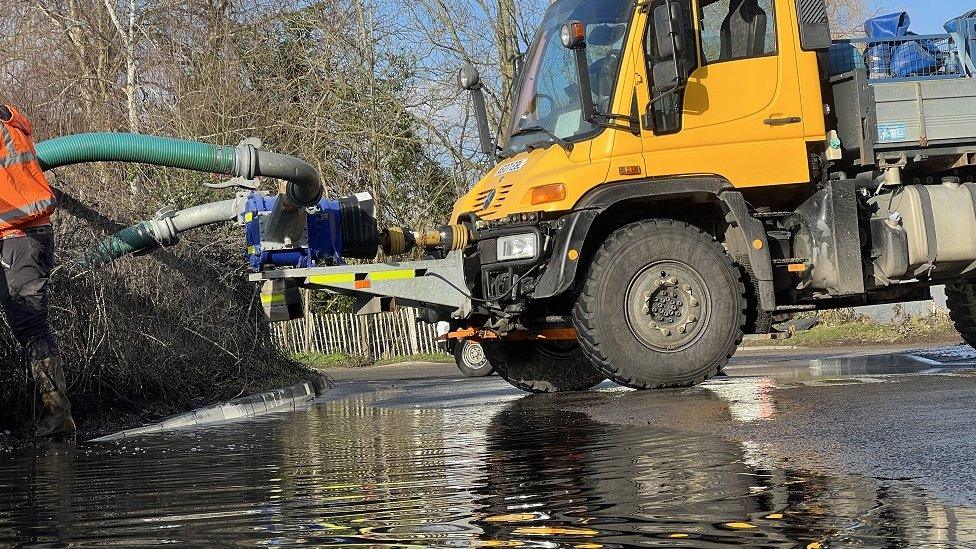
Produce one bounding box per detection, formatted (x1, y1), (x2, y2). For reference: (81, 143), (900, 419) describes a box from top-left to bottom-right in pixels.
(772, 258), (808, 266)
(773, 304), (817, 312)
(751, 211), (793, 219)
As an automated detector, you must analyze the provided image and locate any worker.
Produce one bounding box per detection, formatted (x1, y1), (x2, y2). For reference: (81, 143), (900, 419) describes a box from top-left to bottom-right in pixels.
(0, 104), (75, 438)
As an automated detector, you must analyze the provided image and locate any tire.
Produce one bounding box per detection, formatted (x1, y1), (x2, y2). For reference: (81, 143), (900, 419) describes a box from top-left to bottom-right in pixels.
(454, 340), (495, 377)
(946, 283), (976, 347)
(737, 258), (774, 335)
(573, 219), (746, 389)
(481, 340), (605, 393)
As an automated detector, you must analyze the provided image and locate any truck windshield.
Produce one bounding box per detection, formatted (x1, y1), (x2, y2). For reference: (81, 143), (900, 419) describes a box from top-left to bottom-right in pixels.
(504, 0), (633, 155)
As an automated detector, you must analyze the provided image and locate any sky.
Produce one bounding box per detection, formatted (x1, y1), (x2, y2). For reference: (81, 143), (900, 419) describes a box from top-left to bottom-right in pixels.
(880, 0), (974, 33)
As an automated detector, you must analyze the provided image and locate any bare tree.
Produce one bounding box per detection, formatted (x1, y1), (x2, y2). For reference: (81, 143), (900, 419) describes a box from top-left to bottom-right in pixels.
(827, 0), (881, 37)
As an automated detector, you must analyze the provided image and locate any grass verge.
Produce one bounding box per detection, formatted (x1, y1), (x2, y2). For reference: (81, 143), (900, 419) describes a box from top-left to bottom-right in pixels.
(744, 310), (962, 348)
(293, 352), (453, 369)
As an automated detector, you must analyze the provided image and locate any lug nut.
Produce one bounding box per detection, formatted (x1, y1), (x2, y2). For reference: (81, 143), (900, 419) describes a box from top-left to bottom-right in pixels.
(682, 284), (691, 291)
(689, 298), (699, 307)
(688, 315), (697, 323)
(678, 326), (687, 334)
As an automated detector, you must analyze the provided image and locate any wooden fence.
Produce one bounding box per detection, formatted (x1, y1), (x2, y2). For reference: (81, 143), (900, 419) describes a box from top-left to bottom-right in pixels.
(270, 307), (445, 360)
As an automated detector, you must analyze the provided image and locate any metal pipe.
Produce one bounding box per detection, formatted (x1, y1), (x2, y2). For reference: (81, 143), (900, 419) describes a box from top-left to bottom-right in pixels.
(258, 151), (323, 245)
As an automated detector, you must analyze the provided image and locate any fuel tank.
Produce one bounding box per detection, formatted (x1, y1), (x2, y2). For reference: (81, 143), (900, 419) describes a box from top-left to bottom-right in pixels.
(871, 179), (976, 280)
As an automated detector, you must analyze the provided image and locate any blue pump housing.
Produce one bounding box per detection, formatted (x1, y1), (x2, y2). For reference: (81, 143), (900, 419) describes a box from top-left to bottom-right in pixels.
(242, 192), (344, 271)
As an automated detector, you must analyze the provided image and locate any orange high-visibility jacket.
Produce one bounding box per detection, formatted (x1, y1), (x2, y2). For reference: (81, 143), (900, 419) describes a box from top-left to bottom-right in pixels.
(0, 105), (55, 238)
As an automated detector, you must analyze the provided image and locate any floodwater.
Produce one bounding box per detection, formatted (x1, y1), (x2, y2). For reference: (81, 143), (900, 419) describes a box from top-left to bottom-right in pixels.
(3, 374), (976, 547)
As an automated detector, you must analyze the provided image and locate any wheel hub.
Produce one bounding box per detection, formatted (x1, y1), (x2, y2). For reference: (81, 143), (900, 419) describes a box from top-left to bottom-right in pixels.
(626, 262), (709, 352)
(462, 341), (488, 368)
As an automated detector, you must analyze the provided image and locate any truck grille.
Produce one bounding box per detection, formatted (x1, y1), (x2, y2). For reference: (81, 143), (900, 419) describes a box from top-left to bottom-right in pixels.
(473, 183), (513, 217)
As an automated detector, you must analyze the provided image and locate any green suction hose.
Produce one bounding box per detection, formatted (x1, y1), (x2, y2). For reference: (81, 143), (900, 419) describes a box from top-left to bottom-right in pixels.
(76, 222), (158, 268)
(36, 133), (238, 175)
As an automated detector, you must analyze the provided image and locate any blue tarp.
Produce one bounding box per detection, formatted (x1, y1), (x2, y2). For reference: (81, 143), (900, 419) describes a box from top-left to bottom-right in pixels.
(865, 12), (911, 38)
(945, 10), (976, 33)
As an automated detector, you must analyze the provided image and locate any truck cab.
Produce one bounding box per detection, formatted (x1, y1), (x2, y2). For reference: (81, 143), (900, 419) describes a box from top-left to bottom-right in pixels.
(456, 0), (825, 224)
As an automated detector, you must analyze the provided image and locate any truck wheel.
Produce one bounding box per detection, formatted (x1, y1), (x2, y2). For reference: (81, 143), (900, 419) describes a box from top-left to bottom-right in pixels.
(573, 219), (746, 389)
(454, 340), (495, 377)
(946, 283), (976, 347)
(481, 340), (605, 393)
(736, 259), (774, 335)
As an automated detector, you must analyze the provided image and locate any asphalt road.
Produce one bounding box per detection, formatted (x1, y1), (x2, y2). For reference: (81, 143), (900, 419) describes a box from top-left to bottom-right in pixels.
(327, 343), (976, 508)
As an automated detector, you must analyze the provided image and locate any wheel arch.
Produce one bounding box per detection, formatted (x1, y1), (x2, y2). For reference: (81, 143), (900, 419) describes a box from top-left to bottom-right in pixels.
(533, 177), (776, 312)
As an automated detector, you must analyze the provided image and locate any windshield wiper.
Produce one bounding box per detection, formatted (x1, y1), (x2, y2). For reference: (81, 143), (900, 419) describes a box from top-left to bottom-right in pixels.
(510, 126), (574, 153)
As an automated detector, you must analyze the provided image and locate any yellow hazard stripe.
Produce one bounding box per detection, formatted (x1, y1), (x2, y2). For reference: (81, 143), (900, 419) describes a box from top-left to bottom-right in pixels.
(260, 293), (285, 305)
(308, 269), (417, 285)
(368, 269), (417, 281)
(308, 273), (356, 285)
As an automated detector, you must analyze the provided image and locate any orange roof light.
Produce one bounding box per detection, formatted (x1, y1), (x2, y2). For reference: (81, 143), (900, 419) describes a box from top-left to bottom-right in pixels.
(560, 21), (586, 49)
(530, 183), (566, 206)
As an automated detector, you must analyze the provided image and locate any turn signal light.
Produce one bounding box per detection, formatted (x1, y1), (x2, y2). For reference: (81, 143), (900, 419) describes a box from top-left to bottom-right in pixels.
(530, 183), (566, 205)
(560, 21), (586, 49)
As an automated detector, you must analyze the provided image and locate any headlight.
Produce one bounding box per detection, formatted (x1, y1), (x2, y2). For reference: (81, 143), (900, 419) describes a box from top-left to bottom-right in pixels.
(496, 233), (539, 261)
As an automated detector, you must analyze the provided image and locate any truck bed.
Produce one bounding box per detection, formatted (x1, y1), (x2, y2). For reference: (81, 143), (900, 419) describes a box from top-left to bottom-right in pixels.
(831, 70), (976, 166)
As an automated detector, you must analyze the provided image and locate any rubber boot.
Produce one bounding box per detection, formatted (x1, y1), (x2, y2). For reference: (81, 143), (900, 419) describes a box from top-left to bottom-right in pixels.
(31, 357), (77, 440)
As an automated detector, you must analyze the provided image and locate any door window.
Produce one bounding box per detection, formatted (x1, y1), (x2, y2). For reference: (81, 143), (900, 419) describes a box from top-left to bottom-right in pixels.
(699, 0), (776, 64)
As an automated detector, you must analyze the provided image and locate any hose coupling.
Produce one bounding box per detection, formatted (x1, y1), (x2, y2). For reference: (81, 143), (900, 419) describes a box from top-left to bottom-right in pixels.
(381, 226), (416, 255)
(150, 207), (180, 247)
(206, 138), (262, 191)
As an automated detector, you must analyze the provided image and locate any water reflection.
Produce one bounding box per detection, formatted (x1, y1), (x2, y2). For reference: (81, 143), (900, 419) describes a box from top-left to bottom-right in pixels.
(1, 388), (975, 546)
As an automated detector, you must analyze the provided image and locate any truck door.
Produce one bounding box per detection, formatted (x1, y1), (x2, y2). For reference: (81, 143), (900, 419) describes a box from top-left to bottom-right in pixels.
(640, 0), (811, 187)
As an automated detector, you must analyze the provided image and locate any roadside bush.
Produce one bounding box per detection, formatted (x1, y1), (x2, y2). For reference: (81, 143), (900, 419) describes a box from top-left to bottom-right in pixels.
(0, 192), (310, 435)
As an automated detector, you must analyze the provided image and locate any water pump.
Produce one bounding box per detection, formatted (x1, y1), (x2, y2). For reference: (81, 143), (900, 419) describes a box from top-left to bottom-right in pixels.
(241, 191), (380, 271)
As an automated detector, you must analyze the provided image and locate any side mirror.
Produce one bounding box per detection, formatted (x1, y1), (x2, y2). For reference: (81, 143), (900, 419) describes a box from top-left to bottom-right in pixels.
(560, 20), (597, 123)
(651, 1), (688, 94)
(458, 64), (495, 163)
(458, 65), (482, 91)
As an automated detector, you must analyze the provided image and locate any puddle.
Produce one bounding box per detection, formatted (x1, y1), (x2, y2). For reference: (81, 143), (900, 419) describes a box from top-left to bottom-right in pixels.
(3, 388), (976, 546)
(728, 347), (976, 385)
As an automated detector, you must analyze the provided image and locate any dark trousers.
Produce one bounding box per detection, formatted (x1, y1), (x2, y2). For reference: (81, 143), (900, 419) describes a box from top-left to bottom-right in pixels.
(0, 227), (58, 362)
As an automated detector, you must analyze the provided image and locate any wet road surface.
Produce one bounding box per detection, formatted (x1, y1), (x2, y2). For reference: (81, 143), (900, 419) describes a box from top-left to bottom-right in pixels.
(4, 344), (976, 546)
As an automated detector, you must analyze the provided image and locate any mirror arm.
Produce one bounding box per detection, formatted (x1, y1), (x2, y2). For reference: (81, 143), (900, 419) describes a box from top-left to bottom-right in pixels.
(649, 81), (685, 106)
(570, 48), (638, 133)
(469, 85), (498, 166)
(595, 118), (640, 133)
(572, 48), (598, 124)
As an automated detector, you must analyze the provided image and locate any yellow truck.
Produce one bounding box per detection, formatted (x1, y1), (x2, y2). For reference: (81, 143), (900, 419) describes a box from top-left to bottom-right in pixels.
(241, 0), (976, 393)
